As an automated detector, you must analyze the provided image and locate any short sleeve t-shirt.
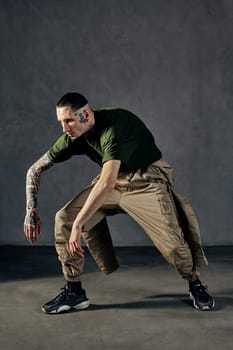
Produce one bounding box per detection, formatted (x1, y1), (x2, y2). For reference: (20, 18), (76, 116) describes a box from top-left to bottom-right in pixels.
(47, 108), (162, 171)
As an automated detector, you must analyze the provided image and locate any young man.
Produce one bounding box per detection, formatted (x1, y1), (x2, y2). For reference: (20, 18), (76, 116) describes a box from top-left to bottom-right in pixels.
(24, 92), (215, 314)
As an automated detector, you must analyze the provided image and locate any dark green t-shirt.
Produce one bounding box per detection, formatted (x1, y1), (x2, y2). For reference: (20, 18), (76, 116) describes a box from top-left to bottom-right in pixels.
(47, 108), (162, 171)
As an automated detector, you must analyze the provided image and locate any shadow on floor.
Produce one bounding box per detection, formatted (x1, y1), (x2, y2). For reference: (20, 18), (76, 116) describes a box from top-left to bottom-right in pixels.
(0, 245), (166, 282)
(0, 245), (233, 284)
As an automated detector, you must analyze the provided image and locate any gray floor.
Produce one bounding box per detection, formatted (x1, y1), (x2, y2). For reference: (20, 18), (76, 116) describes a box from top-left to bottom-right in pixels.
(0, 246), (232, 350)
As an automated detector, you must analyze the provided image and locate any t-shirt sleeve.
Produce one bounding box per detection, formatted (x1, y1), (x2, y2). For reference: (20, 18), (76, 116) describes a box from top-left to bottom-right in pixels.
(101, 127), (120, 163)
(47, 134), (76, 163)
(99, 108), (162, 169)
(101, 125), (137, 165)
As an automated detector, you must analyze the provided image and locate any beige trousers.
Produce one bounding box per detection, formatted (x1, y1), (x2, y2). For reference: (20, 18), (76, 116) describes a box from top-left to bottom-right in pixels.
(55, 160), (202, 282)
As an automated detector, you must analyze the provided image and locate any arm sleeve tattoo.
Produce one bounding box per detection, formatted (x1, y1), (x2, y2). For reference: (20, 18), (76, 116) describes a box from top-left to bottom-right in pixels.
(25, 153), (54, 225)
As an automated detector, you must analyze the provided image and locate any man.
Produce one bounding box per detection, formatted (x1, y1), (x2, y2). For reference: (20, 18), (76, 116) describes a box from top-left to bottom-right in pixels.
(24, 92), (215, 314)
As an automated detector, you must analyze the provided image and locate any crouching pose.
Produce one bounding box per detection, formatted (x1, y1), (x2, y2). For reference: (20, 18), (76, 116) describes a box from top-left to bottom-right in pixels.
(24, 92), (215, 313)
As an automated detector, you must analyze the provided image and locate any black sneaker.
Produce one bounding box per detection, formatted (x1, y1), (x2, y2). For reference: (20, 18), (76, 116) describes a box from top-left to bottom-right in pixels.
(42, 286), (90, 314)
(189, 279), (215, 310)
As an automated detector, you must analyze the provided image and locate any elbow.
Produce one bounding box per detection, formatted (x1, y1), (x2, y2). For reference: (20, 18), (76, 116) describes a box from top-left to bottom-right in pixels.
(101, 178), (117, 192)
(26, 166), (33, 179)
(108, 178), (117, 191)
(106, 179), (117, 191)
(26, 164), (35, 178)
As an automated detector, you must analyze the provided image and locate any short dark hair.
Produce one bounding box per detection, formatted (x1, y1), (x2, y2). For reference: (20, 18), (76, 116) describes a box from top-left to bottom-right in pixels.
(56, 92), (88, 111)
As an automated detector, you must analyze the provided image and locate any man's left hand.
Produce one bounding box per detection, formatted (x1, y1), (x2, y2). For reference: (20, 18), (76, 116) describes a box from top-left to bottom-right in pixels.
(69, 222), (84, 258)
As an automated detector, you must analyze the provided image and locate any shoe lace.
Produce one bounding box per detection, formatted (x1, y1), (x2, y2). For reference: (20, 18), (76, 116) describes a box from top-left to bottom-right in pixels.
(193, 283), (210, 302)
(54, 286), (68, 302)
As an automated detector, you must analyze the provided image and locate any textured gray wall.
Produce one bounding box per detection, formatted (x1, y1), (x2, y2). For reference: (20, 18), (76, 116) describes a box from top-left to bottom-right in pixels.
(0, 0), (233, 246)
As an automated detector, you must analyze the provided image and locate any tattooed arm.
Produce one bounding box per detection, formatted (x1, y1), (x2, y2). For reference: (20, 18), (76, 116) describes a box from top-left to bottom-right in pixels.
(24, 153), (54, 244)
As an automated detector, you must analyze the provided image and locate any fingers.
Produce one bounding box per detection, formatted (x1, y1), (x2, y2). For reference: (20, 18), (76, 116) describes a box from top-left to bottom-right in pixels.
(24, 225), (35, 243)
(69, 241), (84, 258)
(24, 222), (41, 244)
(36, 219), (42, 236)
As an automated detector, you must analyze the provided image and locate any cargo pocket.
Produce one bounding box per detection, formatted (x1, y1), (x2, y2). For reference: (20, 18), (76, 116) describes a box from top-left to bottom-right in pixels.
(157, 192), (179, 229)
(158, 193), (172, 215)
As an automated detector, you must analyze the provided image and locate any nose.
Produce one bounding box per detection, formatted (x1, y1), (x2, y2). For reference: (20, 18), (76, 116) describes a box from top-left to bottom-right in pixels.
(62, 122), (70, 133)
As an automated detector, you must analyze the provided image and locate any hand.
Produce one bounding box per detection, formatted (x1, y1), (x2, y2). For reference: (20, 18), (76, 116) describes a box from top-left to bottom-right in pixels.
(24, 211), (41, 244)
(69, 222), (84, 258)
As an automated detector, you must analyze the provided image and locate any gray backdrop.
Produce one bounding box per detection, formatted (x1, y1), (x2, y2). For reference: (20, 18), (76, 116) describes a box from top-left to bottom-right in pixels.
(1, 0), (232, 246)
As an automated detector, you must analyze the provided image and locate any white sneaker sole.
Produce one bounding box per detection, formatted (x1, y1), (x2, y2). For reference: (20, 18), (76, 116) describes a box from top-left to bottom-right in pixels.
(189, 292), (215, 311)
(42, 300), (90, 314)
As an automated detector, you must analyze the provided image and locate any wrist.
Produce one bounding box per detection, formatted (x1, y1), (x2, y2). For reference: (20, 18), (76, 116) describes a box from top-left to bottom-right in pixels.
(73, 220), (83, 230)
(74, 212), (86, 228)
(26, 208), (38, 216)
(25, 209), (39, 225)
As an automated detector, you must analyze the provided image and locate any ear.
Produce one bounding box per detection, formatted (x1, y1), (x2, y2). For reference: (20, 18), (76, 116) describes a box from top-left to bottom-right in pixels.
(83, 108), (90, 118)
(78, 110), (89, 124)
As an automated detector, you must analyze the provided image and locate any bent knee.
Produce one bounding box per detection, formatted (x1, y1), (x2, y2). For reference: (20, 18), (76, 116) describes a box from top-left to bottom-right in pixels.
(55, 209), (64, 223)
(55, 207), (79, 223)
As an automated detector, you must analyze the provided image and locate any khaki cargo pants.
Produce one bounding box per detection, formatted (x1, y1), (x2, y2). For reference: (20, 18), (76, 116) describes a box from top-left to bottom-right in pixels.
(55, 159), (203, 282)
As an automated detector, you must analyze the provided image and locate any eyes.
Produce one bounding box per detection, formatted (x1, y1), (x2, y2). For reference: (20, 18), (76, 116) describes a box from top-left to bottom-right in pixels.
(63, 118), (74, 124)
(58, 118), (75, 126)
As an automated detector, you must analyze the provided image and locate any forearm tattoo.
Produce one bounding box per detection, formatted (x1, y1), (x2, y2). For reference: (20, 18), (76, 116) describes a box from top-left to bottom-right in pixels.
(25, 153), (54, 224)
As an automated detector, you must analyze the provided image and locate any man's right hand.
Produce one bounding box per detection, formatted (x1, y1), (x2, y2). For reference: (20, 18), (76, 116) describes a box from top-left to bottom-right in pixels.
(24, 211), (42, 244)
(24, 153), (54, 244)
